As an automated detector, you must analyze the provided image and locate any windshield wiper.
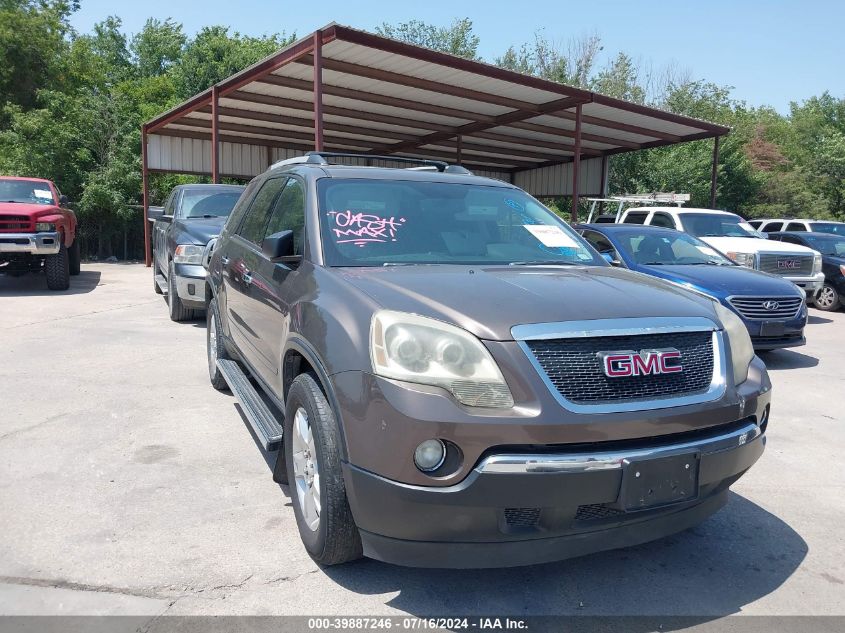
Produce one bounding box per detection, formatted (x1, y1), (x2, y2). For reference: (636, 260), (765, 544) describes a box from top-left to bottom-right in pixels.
(508, 260), (576, 266)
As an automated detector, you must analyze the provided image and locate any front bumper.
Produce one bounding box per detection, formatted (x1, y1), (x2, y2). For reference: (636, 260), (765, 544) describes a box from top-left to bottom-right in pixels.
(744, 313), (807, 351)
(786, 273), (825, 299)
(0, 232), (61, 255)
(172, 263), (206, 309)
(344, 419), (766, 568)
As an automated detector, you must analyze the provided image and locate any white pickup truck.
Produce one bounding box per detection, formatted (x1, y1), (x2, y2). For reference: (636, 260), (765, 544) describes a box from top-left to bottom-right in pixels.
(617, 206), (825, 299)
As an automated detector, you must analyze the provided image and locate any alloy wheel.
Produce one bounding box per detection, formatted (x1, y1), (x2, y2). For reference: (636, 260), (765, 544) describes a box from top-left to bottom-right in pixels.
(291, 407), (321, 531)
(816, 285), (837, 310)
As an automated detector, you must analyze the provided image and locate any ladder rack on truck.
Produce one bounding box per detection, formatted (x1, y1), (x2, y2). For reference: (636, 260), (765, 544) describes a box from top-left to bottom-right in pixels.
(585, 193), (690, 224)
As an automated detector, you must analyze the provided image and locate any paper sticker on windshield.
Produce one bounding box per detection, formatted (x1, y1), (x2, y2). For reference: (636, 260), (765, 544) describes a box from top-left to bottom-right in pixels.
(34, 189), (53, 200)
(696, 245), (719, 257)
(327, 210), (405, 247)
(523, 224), (579, 248)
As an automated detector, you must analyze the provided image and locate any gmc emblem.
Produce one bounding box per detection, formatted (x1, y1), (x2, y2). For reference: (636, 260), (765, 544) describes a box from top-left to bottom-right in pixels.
(777, 259), (800, 269)
(598, 349), (683, 378)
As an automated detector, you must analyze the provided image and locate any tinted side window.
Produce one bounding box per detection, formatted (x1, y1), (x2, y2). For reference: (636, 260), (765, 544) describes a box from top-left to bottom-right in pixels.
(786, 222), (806, 232)
(748, 220), (762, 229)
(225, 179), (260, 234)
(763, 221), (783, 232)
(264, 178), (306, 255)
(238, 177), (287, 245)
(623, 212), (648, 224)
(163, 190), (178, 216)
(651, 213), (676, 228)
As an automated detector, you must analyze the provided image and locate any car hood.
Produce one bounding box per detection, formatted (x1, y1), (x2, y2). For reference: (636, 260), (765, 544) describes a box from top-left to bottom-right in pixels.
(335, 265), (719, 341)
(0, 202), (58, 217)
(171, 217), (228, 245)
(700, 236), (816, 255)
(638, 265), (803, 298)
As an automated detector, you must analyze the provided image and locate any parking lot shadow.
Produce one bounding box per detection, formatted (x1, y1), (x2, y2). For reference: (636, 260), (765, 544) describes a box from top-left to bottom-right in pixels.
(0, 269), (102, 296)
(322, 492), (806, 620)
(759, 349), (819, 370)
(808, 314), (834, 324)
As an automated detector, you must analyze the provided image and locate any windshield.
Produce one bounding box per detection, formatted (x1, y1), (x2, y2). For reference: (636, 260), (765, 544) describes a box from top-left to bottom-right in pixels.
(615, 229), (734, 266)
(178, 190), (242, 218)
(802, 234), (845, 256)
(810, 222), (845, 236)
(0, 180), (55, 205)
(681, 213), (756, 238)
(317, 179), (604, 267)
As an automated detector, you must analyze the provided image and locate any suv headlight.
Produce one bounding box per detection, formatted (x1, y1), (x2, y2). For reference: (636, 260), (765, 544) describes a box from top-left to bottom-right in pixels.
(370, 310), (514, 408)
(813, 252), (822, 275)
(713, 302), (754, 385)
(726, 251), (756, 268)
(173, 244), (205, 265)
(35, 222), (56, 232)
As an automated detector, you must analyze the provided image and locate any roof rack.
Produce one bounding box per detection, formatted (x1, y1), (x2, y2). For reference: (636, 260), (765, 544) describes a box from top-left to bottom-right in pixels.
(270, 151), (473, 174)
(585, 192), (690, 223)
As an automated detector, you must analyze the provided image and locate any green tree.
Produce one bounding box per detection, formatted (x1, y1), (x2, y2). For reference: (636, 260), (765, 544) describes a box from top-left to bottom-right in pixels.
(130, 18), (185, 78)
(376, 18), (480, 59)
(0, 0), (78, 109)
(173, 26), (294, 97)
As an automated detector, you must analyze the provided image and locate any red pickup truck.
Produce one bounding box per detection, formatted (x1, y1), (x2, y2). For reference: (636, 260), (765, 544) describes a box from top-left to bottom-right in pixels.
(0, 176), (80, 290)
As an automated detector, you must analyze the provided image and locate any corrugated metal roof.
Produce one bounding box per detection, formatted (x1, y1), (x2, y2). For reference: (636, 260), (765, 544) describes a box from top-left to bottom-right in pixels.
(145, 23), (729, 177)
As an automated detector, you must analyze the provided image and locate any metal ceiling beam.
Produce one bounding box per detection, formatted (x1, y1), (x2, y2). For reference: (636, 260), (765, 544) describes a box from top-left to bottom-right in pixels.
(295, 55), (554, 113)
(367, 95), (587, 156)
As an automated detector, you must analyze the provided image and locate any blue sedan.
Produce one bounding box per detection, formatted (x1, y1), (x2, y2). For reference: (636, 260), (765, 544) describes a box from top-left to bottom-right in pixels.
(577, 224), (807, 351)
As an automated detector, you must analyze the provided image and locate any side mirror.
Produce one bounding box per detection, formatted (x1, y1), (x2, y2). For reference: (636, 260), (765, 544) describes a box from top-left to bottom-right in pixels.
(59, 194), (70, 207)
(147, 206), (166, 221)
(262, 230), (299, 263)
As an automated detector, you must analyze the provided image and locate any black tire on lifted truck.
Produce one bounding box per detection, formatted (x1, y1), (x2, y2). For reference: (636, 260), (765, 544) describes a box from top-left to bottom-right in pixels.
(45, 243), (70, 291)
(68, 238), (81, 276)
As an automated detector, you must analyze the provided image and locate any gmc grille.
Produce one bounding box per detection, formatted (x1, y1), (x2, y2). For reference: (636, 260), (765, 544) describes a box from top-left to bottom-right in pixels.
(0, 215), (32, 232)
(526, 331), (714, 405)
(758, 253), (814, 276)
(728, 296), (803, 320)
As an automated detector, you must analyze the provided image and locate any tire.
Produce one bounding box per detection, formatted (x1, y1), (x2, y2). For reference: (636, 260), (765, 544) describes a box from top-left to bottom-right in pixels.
(814, 284), (841, 312)
(285, 373), (362, 566)
(45, 243), (70, 291)
(206, 297), (230, 391)
(68, 238), (81, 276)
(153, 263), (163, 295)
(167, 261), (195, 322)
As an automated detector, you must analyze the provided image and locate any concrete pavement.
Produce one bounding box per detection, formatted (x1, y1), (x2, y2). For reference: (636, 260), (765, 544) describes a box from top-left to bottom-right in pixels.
(1, 264), (843, 621)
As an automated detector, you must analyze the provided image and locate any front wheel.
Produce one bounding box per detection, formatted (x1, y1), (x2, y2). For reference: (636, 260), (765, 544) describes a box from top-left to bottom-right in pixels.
(45, 244), (70, 290)
(285, 373), (362, 566)
(167, 261), (195, 322)
(68, 239), (81, 276)
(206, 297), (230, 391)
(814, 284), (841, 311)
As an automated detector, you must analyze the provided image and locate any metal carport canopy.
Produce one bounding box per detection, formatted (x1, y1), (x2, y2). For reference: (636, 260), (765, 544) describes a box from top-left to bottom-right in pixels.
(142, 23), (729, 265)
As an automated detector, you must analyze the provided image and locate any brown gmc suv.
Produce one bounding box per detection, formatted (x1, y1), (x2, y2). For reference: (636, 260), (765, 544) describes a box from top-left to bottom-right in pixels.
(204, 152), (770, 568)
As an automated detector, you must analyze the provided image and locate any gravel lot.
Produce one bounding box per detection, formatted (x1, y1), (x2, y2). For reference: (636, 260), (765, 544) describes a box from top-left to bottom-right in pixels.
(1, 263), (844, 621)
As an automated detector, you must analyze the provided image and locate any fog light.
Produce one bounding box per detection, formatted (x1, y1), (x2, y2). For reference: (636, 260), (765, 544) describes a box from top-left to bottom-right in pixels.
(414, 439), (446, 472)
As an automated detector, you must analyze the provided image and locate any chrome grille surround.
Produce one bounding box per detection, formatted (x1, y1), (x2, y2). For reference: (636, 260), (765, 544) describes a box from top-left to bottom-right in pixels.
(727, 295), (804, 320)
(757, 252), (814, 276)
(513, 317), (726, 414)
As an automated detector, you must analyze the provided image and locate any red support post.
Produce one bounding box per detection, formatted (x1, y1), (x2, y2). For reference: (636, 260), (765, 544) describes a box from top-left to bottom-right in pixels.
(211, 85), (220, 183)
(570, 104), (582, 224)
(710, 135), (720, 208)
(313, 31), (324, 152)
(141, 126), (151, 267)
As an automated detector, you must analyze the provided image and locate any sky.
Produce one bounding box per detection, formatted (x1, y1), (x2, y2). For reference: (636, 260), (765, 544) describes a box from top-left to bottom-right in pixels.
(68, 0), (845, 114)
